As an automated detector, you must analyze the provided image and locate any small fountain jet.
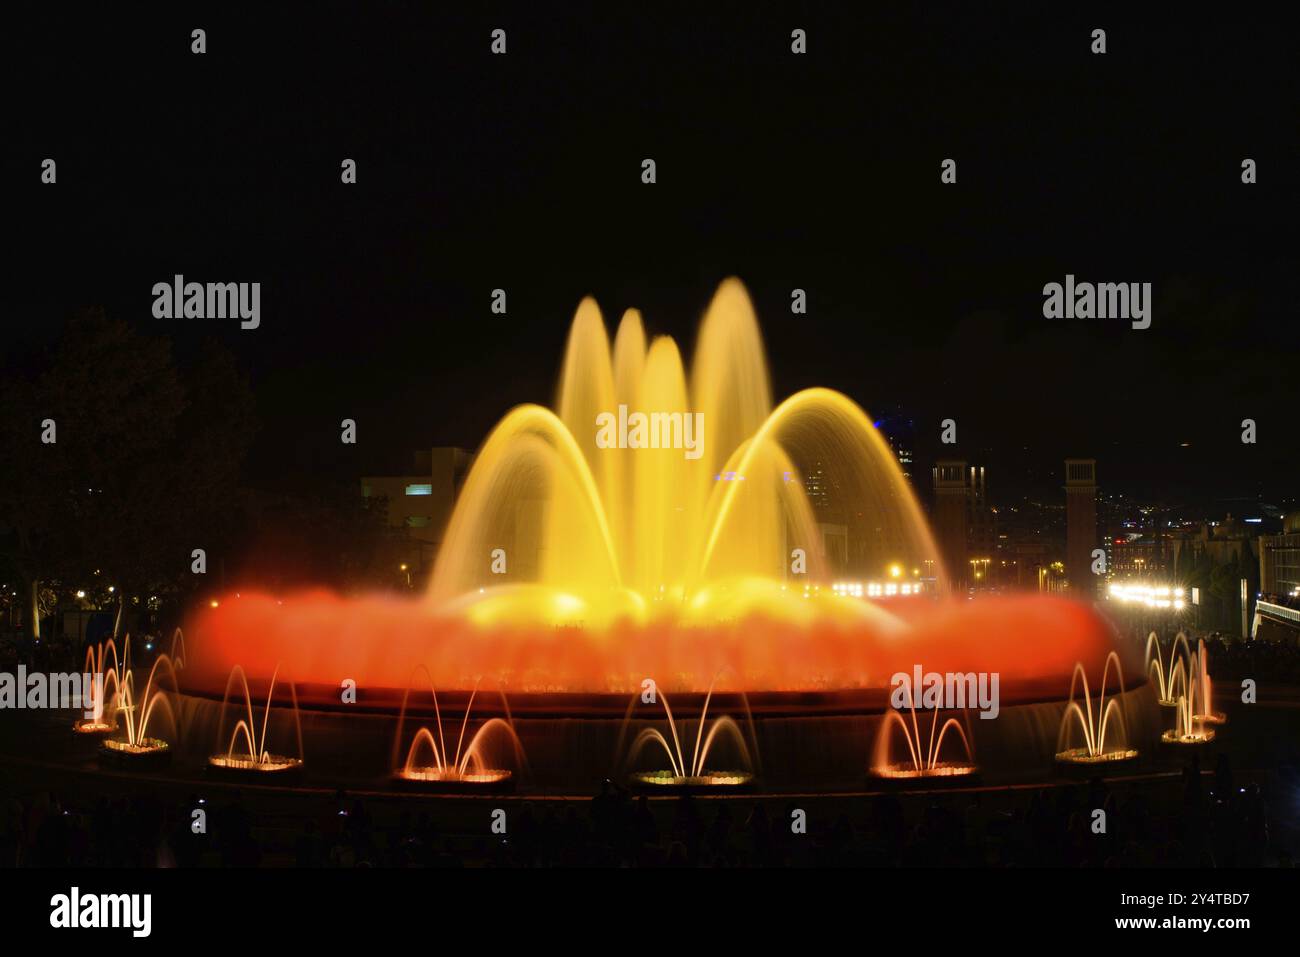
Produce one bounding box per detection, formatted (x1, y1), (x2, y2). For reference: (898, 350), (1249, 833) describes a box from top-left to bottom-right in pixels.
(209, 664), (304, 774)
(621, 679), (757, 789)
(871, 688), (977, 780)
(1144, 631), (1193, 707)
(99, 638), (182, 766)
(1055, 652), (1138, 765)
(1161, 641), (1220, 746)
(392, 670), (525, 789)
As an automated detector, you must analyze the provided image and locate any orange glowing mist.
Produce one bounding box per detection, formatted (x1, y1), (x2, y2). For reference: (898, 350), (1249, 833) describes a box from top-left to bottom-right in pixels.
(183, 591), (1132, 697)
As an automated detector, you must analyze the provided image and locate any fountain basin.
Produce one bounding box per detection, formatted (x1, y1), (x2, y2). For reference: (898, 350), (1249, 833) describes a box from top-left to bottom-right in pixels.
(207, 754), (304, 780)
(99, 737), (172, 770)
(871, 762), (979, 782)
(628, 770), (754, 792)
(72, 719), (115, 736)
(394, 768), (514, 792)
(1160, 729), (1216, 746)
(161, 679), (1162, 790)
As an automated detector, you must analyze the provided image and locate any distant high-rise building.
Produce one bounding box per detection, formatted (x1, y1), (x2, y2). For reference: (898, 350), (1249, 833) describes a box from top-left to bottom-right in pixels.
(1065, 459), (1098, 598)
(875, 410), (916, 484)
(967, 464), (997, 573)
(803, 461), (834, 514)
(362, 447), (474, 573)
(1259, 512), (1300, 599)
(933, 460), (969, 587)
(930, 461), (998, 590)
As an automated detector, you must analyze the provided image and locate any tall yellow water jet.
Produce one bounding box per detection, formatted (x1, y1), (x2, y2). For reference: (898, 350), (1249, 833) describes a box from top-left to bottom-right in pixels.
(427, 279), (945, 628)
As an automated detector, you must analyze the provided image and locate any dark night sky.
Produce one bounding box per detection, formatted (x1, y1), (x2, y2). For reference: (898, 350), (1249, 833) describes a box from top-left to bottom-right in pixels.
(9, 8), (1298, 509)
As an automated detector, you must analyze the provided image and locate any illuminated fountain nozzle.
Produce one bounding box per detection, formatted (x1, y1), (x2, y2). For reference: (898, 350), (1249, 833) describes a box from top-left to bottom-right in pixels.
(871, 762), (977, 780)
(208, 664), (305, 776)
(623, 682), (758, 791)
(871, 694), (978, 783)
(392, 674), (525, 791)
(1055, 746), (1139, 764)
(102, 737), (170, 755)
(1160, 728), (1215, 745)
(1160, 638), (1224, 746)
(209, 753), (303, 773)
(100, 735), (172, 771)
(1055, 653), (1139, 767)
(73, 719), (114, 735)
(628, 770), (753, 788)
(86, 635), (181, 770)
(398, 767), (514, 786)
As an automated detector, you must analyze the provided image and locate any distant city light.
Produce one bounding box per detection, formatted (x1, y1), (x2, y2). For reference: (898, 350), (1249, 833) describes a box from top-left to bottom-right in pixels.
(1107, 582), (1187, 611)
(834, 580), (923, 599)
(75, 590), (86, 599)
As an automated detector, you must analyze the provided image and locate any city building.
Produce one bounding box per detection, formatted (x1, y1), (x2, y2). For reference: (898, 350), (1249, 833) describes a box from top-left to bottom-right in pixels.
(361, 448), (474, 575)
(1064, 458), (1098, 598)
(1108, 534), (1171, 579)
(1255, 512), (1300, 641)
(1259, 511), (1300, 599)
(930, 461), (998, 590)
(932, 461), (969, 588)
(874, 409), (916, 485)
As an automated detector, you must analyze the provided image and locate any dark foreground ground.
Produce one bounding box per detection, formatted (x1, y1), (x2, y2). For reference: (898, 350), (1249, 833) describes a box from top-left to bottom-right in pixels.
(2, 727), (1297, 868)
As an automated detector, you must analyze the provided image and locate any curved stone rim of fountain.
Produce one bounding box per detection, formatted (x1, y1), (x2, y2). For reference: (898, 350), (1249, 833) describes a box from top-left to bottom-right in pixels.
(627, 770), (755, 792)
(99, 737), (173, 770)
(870, 761), (980, 782)
(393, 767), (515, 792)
(1054, 747), (1140, 765)
(72, 718), (116, 736)
(1160, 728), (1217, 745)
(207, 753), (305, 776)
(1193, 711), (1227, 726)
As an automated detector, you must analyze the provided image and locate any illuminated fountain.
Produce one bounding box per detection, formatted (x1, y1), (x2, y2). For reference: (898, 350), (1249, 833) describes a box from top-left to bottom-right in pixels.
(100, 651), (181, 768)
(393, 669), (524, 789)
(620, 680), (757, 789)
(1055, 653), (1139, 765)
(182, 280), (1148, 787)
(871, 699), (976, 781)
(208, 665), (304, 775)
(73, 634), (126, 736)
(1161, 642), (1218, 746)
(168, 627), (187, 669)
(1192, 639), (1226, 726)
(1144, 631), (1193, 708)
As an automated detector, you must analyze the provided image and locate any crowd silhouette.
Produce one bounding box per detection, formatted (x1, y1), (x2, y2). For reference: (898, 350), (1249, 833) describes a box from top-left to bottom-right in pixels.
(2, 753), (1293, 868)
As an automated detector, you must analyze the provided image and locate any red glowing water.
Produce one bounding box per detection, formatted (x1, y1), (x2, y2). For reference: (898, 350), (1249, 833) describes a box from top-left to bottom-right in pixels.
(182, 592), (1138, 701)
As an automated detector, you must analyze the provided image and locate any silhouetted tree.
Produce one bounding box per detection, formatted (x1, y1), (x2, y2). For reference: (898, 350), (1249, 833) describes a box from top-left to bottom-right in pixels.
(0, 309), (255, 637)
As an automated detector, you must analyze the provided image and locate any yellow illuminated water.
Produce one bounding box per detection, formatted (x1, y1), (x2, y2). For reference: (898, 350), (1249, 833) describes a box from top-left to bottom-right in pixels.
(428, 279), (944, 628)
